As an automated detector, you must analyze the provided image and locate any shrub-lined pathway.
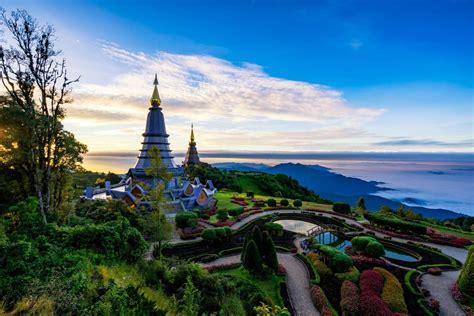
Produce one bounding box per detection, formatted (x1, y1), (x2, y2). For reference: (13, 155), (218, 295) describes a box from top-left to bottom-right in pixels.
(201, 253), (320, 316)
(161, 208), (468, 315)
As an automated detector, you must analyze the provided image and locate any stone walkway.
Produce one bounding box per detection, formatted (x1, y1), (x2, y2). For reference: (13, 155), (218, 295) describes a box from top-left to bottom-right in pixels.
(201, 253), (320, 316)
(422, 270), (465, 316)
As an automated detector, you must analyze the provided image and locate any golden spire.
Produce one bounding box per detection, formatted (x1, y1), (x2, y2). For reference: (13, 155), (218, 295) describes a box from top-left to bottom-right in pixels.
(150, 74), (161, 106)
(190, 124), (196, 144)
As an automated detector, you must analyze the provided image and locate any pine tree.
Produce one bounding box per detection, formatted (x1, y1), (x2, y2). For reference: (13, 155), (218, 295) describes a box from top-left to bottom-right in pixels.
(243, 240), (263, 275)
(357, 197), (366, 210)
(262, 234), (279, 272)
(241, 232), (251, 262)
(251, 226), (263, 252)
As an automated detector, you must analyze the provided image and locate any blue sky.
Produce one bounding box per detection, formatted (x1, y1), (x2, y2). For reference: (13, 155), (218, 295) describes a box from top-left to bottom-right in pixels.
(2, 0), (473, 156)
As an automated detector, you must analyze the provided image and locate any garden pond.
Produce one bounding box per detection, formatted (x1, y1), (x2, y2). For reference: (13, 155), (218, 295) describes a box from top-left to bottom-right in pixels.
(275, 219), (418, 262)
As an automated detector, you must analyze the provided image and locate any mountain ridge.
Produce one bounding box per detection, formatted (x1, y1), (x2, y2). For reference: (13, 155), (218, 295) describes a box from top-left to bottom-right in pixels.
(212, 162), (465, 219)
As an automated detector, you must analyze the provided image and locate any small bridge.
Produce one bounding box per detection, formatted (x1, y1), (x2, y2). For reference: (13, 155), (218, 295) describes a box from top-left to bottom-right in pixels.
(307, 224), (339, 244)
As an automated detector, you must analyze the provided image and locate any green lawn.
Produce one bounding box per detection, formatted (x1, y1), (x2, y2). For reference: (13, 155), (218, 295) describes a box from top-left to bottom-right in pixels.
(426, 223), (474, 241)
(234, 175), (266, 195)
(215, 266), (285, 306)
(214, 191), (333, 212)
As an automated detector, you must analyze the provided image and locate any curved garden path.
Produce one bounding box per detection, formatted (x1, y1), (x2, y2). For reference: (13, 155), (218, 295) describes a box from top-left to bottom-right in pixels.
(201, 253), (320, 316)
(161, 208), (469, 315)
(422, 270), (465, 316)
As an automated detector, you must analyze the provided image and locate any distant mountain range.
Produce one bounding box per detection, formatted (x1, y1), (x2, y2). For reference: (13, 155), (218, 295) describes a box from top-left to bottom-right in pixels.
(212, 162), (464, 220)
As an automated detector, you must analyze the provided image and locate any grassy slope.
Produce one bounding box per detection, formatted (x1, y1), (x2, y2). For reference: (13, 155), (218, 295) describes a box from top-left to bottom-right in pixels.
(215, 266), (284, 306)
(234, 175), (266, 195)
(98, 264), (172, 311)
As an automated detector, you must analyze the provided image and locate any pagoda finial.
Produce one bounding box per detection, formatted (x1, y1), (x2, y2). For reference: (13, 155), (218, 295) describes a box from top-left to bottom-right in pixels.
(150, 74), (161, 106)
(190, 123), (195, 144)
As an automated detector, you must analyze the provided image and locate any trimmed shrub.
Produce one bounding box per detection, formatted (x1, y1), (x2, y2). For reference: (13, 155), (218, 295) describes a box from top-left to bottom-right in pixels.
(359, 270), (384, 295)
(335, 266), (360, 283)
(202, 228), (217, 241)
(359, 270), (392, 316)
(340, 280), (359, 316)
(458, 245), (474, 297)
(242, 240), (263, 275)
(228, 207), (244, 217)
(374, 267), (408, 313)
(261, 234), (279, 272)
(308, 253), (333, 278)
(317, 245), (353, 273)
(333, 202), (351, 215)
(263, 222), (283, 236)
(293, 199), (302, 208)
(280, 199), (289, 207)
(175, 212), (198, 228)
(216, 209), (229, 221)
(310, 286), (337, 316)
(364, 213), (427, 235)
(351, 236), (385, 258)
(267, 198), (277, 207)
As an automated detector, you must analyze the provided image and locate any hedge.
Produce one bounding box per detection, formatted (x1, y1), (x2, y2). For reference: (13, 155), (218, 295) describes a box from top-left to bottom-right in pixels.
(404, 270), (423, 297)
(201, 227), (232, 242)
(310, 286), (338, 316)
(263, 222), (283, 235)
(458, 245), (474, 297)
(307, 253), (333, 278)
(374, 267), (408, 313)
(316, 245), (353, 273)
(351, 236), (385, 258)
(335, 266), (360, 283)
(218, 247), (243, 257)
(175, 212), (199, 228)
(364, 213), (427, 235)
(340, 280), (359, 315)
(296, 253), (320, 285)
(359, 270), (392, 315)
(333, 202), (351, 215)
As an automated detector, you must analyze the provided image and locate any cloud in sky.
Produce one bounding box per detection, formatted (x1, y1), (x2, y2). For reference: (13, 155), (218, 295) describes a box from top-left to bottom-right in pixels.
(64, 41), (386, 152)
(375, 138), (473, 147)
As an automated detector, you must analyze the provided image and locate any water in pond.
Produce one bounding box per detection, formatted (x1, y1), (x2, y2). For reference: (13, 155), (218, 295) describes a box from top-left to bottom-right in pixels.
(315, 232), (418, 262)
(274, 220), (320, 236)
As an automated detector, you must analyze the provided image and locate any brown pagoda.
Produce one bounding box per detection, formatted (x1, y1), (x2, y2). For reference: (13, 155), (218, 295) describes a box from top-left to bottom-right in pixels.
(183, 124), (200, 166)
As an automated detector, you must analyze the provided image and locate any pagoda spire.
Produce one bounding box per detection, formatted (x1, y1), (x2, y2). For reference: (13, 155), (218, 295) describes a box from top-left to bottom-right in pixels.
(150, 74), (161, 106)
(184, 123), (200, 166)
(190, 123), (196, 144)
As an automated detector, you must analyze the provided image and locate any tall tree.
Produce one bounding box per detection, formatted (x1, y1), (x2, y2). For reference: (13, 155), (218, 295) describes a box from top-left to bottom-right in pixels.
(357, 197), (366, 211)
(0, 9), (87, 223)
(242, 239), (263, 275)
(144, 146), (173, 259)
(261, 232), (279, 272)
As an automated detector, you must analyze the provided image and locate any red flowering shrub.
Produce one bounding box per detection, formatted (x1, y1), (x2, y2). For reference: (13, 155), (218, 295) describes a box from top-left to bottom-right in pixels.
(205, 262), (240, 272)
(352, 255), (388, 271)
(359, 290), (392, 316)
(290, 247), (298, 253)
(340, 280), (359, 315)
(243, 206), (260, 212)
(429, 299), (440, 312)
(277, 264), (287, 275)
(213, 220), (236, 227)
(359, 270), (384, 294)
(310, 286), (337, 315)
(452, 237), (472, 246)
(427, 267), (442, 275)
(374, 267), (408, 313)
